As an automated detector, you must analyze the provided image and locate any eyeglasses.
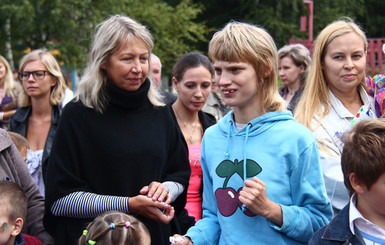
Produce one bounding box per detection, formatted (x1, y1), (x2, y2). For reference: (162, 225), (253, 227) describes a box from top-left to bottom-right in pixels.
(18, 70), (51, 81)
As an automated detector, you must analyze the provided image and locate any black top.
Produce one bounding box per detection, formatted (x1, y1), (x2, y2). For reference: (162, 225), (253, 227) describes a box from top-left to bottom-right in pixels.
(160, 89), (177, 105)
(44, 79), (190, 245)
(9, 105), (61, 181)
(279, 87), (304, 113)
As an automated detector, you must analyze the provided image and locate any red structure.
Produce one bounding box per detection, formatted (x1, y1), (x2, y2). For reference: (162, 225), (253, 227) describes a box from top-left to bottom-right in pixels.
(290, 38), (385, 75)
(290, 0), (385, 75)
(367, 38), (385, 74)
(303, 0), (313, 41)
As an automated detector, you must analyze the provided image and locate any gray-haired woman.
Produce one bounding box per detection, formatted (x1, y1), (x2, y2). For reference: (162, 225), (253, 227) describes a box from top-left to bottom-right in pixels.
(44, 15), (190, 245)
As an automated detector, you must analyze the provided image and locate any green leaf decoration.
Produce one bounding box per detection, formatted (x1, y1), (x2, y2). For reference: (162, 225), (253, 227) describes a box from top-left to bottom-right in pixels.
(216, 159), (236, 177)
(235, 159), (262, 179)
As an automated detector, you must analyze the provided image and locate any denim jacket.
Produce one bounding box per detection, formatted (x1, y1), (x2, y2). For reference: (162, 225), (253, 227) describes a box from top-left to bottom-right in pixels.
(309, 204), (365, 245)
(9, 105), (61, 181)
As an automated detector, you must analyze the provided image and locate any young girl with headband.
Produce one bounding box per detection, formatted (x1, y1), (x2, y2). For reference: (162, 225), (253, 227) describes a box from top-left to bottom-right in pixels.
(79, 211), (151, 245)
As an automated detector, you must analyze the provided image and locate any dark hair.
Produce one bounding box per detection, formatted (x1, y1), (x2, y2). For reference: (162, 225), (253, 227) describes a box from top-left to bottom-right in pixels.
(342, 118), (385, 196)
(172, 52), (214, 82)
(79, 211), (150, 245)
(0, 181), (27, 221)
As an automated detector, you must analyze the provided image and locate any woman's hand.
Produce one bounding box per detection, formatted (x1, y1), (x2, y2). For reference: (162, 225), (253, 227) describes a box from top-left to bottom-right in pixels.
(170, 235), (193, 245)
(239, 176), (283, 226)
(140, 181), (172, 204)
(129, 195), (174, 224)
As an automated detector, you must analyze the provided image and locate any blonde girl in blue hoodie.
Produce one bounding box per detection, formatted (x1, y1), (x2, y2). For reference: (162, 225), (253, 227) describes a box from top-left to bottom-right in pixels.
(171, 21), (332, 245)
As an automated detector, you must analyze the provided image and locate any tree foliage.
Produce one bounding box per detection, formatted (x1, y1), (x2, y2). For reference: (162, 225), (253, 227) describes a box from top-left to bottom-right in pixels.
(177, 0), (382, 50)
(1, 0), (383, 84)
(0, 0), (208, 78)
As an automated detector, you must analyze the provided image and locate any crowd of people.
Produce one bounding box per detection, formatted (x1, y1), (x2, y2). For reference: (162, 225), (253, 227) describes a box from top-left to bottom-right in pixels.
(0, 14), (384, 245)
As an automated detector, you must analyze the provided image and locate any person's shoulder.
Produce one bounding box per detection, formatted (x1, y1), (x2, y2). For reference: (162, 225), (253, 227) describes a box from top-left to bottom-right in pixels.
(21, 233), (43, 245)
(308, 225), (328, 245)
(61, 99), (93, 115)
(309, 204), (350, 245)
(160, 90), (177, 105)
(0, 128), (12, 151)
(12, 106), (30, 119)
(199, 110), (217, 128)
(201, 111), (216, 122)
(271, 112), (316, 144)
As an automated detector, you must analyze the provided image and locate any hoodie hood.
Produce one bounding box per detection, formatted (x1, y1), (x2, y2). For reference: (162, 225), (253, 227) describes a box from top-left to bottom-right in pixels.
(218, 110), (295, 159)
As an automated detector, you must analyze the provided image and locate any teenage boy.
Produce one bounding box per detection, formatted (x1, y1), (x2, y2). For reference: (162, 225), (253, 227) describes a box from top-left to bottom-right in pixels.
(310, 118), (385, 244)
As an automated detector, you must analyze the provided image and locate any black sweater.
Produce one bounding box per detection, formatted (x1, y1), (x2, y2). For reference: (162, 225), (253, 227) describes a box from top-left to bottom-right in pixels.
(44, 79), (190, 245)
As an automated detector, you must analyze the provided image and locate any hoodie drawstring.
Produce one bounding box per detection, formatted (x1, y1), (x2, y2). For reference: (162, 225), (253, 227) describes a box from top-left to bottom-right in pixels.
(224, 120), (233, 159)
(241, 123), (252, 212)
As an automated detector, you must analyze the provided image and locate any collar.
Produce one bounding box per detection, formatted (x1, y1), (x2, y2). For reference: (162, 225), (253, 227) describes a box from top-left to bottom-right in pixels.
(106, 78), (151, 110)
(15, 233), (24, 245)
(322, 204), (352, 242)
(329, 85), (375, 120)
(349, 194), (385, 239)
(11, 105), (61, 124)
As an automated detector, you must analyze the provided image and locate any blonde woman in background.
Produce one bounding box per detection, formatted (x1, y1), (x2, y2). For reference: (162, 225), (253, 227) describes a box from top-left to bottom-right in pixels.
(294, 18), (377, 215)
(0, 55), (22, 129)
(9, 49), (66, 197)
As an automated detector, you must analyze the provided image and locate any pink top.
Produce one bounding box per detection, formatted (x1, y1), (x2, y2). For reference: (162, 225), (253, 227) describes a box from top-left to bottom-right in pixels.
(185, 144), (202, 221)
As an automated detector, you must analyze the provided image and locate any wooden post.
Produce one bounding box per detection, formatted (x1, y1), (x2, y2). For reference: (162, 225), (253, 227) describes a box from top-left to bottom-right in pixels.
(304, 0), (313, 41)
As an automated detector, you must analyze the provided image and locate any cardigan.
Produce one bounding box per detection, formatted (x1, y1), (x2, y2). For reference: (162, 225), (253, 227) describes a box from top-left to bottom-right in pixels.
(44, 79), (190, 245)
(169, 106), (216, 233)
(0, 128), (53, 244)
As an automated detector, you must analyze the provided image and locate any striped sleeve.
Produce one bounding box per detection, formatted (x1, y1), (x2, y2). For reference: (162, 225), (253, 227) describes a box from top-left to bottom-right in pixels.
(50, 192), (129, 219)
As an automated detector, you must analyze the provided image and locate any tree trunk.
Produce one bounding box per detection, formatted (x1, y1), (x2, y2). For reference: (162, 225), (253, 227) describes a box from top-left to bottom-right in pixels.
(4, 18), (15, 71)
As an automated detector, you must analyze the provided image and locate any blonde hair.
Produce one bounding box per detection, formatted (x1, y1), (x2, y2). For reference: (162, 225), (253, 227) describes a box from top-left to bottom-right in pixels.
(18, 49), (66, 107)
(0, 55), (18, 101)
(208, 21), (285, 112)
(294, 18), (368, 129)
(278, 43), (311, 88)
(75, 15), (163, 113)
(0, 180), (27, 222)
(79, 211), (150, 245)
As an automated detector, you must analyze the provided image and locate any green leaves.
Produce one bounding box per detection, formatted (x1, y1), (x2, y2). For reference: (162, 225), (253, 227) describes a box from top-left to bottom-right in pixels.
(1, 0), (208, 80)
(216, 159), (262, 188)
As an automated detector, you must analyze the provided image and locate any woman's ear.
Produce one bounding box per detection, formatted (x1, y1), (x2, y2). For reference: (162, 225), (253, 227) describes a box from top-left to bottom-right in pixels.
(349, 173), (367, 195)
(299, 64), (305, 73)
(264, 65), (272, 79)
(172, 77), (179, 92)
(51, 78), (58, 87)
(11, 218), (23, 237)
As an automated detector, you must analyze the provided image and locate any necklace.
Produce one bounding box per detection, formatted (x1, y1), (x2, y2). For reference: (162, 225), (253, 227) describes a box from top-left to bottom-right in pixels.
(174, 109), (198, 144)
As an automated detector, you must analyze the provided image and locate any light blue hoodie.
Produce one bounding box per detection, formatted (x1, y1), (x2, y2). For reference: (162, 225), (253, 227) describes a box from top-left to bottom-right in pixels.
(185, 110), (332, 244)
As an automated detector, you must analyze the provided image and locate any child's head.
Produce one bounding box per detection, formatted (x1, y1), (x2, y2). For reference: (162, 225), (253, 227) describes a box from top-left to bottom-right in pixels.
(208, 21), (285, 112)
(0, 181), (27, 245)
(342, 118), (385, 197)
(79, 211), (150, 245)
(7, 132), (29, 162)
